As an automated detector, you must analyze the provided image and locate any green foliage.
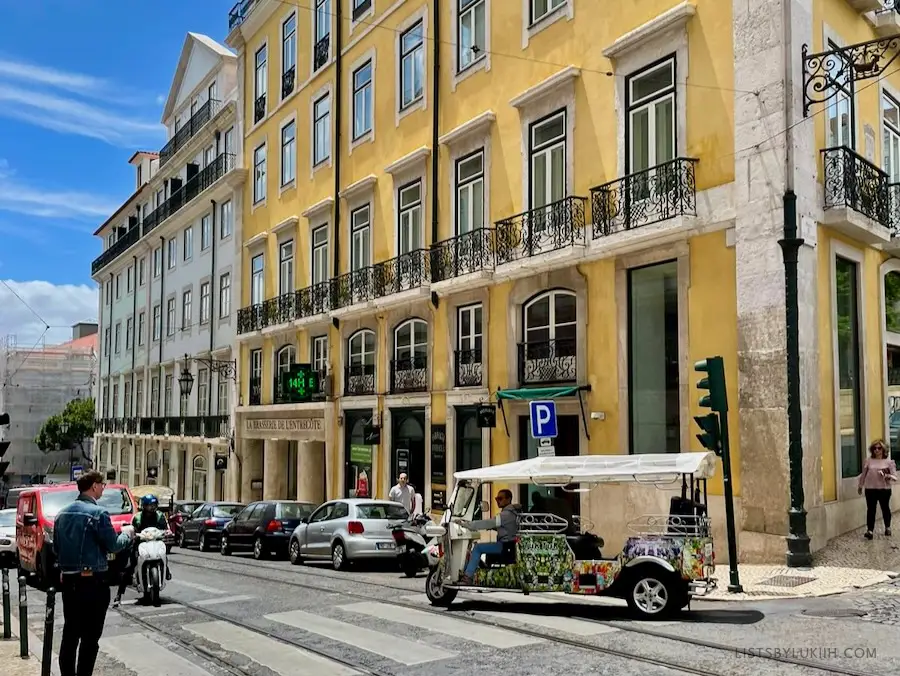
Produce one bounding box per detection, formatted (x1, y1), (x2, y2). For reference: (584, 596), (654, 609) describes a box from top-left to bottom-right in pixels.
(34, 398), (95, 460)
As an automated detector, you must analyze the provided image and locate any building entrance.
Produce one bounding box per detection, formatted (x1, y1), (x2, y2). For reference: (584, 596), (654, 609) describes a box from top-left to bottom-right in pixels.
(518, 414), (580, 517)
(391, 408), (426, 499)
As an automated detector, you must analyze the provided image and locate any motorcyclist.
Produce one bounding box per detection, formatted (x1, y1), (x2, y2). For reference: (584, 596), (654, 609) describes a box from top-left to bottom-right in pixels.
(113, 494), (171, 607)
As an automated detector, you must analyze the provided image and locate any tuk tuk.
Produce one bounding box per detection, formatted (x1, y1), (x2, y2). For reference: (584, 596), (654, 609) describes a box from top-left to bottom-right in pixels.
(424, 452), (717, 619)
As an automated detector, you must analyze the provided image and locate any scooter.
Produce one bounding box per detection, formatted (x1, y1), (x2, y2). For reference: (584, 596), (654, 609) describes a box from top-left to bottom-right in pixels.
(392, 513), (442, 577)
(133, 527), (169, 607)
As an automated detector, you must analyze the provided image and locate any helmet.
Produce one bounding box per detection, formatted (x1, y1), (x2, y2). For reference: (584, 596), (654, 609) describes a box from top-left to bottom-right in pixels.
(140, 495), (158, 509)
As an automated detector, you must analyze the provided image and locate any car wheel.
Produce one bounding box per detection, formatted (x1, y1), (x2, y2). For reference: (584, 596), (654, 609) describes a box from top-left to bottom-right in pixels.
(625, 566), (676, 619)
(199, 533), (208, 552)
(289, 539), (303, 566)
(253, 537), (266, 560)
(220, 535), (231, 556)
(331, 541), (349, 571)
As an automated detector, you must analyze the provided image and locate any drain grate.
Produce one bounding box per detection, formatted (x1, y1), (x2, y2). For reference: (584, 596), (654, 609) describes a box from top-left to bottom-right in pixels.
(760, 575), (817, 587)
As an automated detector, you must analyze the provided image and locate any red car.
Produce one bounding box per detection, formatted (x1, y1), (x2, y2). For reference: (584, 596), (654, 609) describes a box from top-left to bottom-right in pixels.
(16, 482), (137, 588)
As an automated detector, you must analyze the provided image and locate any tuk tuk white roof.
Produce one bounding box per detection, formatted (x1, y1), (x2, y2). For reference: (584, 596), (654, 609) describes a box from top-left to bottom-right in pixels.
(453, 452), (717, 484)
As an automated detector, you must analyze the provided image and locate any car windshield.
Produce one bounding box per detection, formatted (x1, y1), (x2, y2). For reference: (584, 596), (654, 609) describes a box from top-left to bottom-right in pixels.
(278, 502), (314, 519)
(178, 503), (200, 514)
(356, 503), (408, 520)
(0, 511), (15, 528)
(212, 505), (243, 518)
(42, 488), (134, 518)
(450, 485), (476, 517)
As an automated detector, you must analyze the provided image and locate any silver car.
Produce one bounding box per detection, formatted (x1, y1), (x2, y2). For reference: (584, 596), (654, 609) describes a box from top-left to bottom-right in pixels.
(0, 508), (17, 567)
(288, 498), (409, 570)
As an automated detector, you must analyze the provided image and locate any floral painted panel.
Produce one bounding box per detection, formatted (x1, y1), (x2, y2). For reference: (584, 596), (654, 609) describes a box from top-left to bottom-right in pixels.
(570, 560), (622, 594)
(517, 534), (574, 593)
(622, 536), (714, 580)
(473, 563), (521, 589)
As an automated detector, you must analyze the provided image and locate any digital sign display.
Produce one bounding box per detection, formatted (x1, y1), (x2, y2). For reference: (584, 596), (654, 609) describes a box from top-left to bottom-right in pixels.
(280, 364), (320, 403)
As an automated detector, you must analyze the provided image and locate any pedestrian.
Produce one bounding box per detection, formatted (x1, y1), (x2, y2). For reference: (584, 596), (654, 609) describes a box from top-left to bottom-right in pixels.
(388, 473), (415, 513)
(857, 439), (898, 539)
(53, 470), (134, 676)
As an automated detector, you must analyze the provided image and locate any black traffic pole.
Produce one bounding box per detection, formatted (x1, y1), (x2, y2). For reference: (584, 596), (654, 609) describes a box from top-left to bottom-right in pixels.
(718, 408), (743, 593)
(17, 574), (28, 657)
(2, 568), (10, 639)
(41, 588), (55, 675)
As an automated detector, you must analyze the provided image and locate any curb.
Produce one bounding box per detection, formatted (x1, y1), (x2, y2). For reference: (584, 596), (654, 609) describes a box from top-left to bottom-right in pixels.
(0, 622), (59, 676)
(698, 570), (896, 602)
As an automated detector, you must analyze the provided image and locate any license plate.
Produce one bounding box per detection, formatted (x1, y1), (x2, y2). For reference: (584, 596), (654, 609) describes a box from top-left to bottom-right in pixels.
(376, 542), (395, 550)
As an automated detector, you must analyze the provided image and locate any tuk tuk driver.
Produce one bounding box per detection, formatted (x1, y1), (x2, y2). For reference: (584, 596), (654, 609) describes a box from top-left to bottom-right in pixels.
(459, 489), (518, 583)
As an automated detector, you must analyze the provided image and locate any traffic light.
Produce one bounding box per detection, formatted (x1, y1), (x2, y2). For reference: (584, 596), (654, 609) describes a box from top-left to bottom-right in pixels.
(695, 357), (727, 413)
(694, 413), (721, 456)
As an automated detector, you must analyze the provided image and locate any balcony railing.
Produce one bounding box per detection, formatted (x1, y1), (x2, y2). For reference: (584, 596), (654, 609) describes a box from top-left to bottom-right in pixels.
(332, 250), (430, 309)
(159, 99), (221, 168)
(140, 418), (153, 435)
(152, 418), (167, 435)
(391, 355), (428, 394)
(203, 415), (229, 438)
(165, 417), (182, 435)
(282, 66), (296, 99)
(345, 364), (376, 396)
(263, 291), (296, 327)
(249, 376), (262, 406)
(237, 304), (264, 334)
(454, 348), (483, 388)
(296, 281), (332, 318)
(494, 195), (587, 265)
(591, 158), (698, 238)
(125, 417), (138, 434)
(98, 415), (229, 437)
(822, 146), (891, 227)
(92, 225), (141, 274)
(272, 370), (326, 404)
(314, 35), (330, 71)
(228, 0), (260, 30)
(254, 94), (266, 124)
(517, 338), (577, 385)
(430, 227), (494, 282)
(352, 0), (372, 21)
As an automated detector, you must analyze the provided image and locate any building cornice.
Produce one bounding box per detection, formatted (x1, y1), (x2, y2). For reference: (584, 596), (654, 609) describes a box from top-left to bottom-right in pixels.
(385, 146), (431, 176)
(509, 66), (581, 109)
(602, 1), (696, 59)
(302, 197), (335, 219)
(339, 175), (377, 200)
(439, 111), (496, 146)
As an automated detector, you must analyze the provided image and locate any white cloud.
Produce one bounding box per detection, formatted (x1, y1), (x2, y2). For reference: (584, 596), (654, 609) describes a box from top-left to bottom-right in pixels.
(0, 280), (98, 346)
(0, 59), (111, 98)
(155, 94), (166, 106)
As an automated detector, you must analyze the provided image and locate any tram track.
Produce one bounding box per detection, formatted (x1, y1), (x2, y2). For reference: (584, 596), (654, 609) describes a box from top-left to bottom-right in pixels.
(169, 551), (878, 676)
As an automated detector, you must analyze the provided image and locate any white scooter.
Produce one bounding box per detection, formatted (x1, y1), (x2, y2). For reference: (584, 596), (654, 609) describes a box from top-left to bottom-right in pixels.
(133, 527), (169, 607)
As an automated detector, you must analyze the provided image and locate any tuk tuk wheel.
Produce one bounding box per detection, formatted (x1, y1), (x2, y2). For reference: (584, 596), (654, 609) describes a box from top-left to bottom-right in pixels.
(425, 567), (457, 607)
(625, 567), (677, 619)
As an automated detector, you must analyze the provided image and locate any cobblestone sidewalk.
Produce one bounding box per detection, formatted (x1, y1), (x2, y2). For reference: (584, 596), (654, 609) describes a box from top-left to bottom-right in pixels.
(0, 639), (40, 676)
(705, 512), (900, 601)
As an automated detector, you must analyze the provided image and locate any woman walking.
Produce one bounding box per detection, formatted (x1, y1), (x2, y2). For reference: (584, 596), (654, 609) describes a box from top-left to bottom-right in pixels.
(858, 439), (898, 539)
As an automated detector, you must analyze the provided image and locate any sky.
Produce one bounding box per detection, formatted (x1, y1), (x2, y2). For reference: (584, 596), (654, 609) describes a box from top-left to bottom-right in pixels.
(0, 1), (232, 346)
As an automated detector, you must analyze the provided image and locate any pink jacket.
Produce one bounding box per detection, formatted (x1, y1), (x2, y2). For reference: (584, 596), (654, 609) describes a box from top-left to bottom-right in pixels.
(858, 457), (898, 490)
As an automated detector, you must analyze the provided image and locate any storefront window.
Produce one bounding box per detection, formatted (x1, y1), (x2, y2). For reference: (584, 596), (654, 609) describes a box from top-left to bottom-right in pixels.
(455, 408), (482, 472)
(836, 256), (863, 477)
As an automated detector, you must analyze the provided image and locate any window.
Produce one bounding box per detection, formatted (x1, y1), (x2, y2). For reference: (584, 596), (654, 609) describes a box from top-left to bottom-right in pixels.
(217, 379), (228, 415)
(531, 0), (565, 23)
(251, 254), (265, 304)
(125, 317), (134, 350)
(219, 273), (231, 318)
(204, 145), (215, 167)
(200, 282), (211, 324)
(398, 181), (423, 254)
(126, 265), (134, 293)
(826, 40), (854, 149)
(182, 289), (192, 330)
(529, 111), (566, 209)
(152, 248), (162, 277)
(253, 144), (267, 203)
(192, 455), (207, 501)
(167, 239), (176, 269)
(276, 344), (296, 385)
(166, 298), (176, 336)
(627, 58), (675, 177)
(138, 312), (146, 346)
(183, 226), (193, 260)
(313, 94), (331, 166)
(312, 226), (329, 284)
(400, 22), (424, 109)
(522, 289), (576, 383)
(350, 205), (371, 271)
(314, 0), (331, 70)
(208, 80), (217, 102)
(103, 328), (110, 356)
(136, 379), (143, 416)
(112, 383), (119, 416)
(458, 0), (486, 72)
(281, 120), (296, 185)
(254, 44), (267, 107)
(455, 150), (484, 234)
(283, 13), (297, 94)
(279, 240), (294, 295)
(201, 214), (212, 250)
(138, 257), (146, 285)
(152, 305), (161, 341)
(458, 304), (482, 355)
(150, 376), (159, 417)
(836, 256), (863, 477)
(628, 262), (679, 455)
(220, 201), (233, 238)
(456, 408), (482, 472)
(884, 93), (900, 182)
(250, 348), (263, 405)
(348, 330), (376, 367)
(105, 281), (111, 306)
(352, 61), (373, 140)
(114, 322), (121, 353)
(395, 319), (428, 361)
(115, 274), (121, 299)
(312, 335), (328, 373)
(224, 126), (235, 156)
(197, 369), (209, 418)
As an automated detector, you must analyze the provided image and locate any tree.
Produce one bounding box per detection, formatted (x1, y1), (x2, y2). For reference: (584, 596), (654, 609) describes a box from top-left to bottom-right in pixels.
(34, 398), (95, 464)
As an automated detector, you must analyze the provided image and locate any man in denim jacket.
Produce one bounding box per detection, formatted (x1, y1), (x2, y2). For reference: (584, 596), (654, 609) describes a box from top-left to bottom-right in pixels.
(53, 471), (133, 676)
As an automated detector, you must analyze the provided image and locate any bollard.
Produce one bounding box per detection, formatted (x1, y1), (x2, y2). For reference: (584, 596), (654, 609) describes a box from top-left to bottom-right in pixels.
(41, 589), (54, 676)
(2, 568), (10, 640)
(17, 575), (27, 658)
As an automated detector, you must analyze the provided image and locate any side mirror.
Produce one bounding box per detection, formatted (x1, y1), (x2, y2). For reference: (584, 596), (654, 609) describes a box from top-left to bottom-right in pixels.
(23, 513), (38, 526)
(480, 500), (490, 513)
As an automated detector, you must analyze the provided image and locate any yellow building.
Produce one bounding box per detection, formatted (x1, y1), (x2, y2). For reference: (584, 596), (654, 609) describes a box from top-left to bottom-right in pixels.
(222, 0), (900, 564)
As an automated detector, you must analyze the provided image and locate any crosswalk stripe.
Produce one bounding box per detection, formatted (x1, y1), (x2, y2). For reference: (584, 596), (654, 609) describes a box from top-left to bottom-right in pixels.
(193, 594), (254, 606)
(339, 601), (539, 648)
(265, 609), (455, 665)
(474, 610), (619, 636)
(168, 579), (224, 594)
(187, 621), (360, 676)
(99, 632), (212, 676)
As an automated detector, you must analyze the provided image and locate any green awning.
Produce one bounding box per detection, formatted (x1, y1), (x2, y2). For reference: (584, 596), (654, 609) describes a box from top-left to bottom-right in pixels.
(496, 386), (587, 401)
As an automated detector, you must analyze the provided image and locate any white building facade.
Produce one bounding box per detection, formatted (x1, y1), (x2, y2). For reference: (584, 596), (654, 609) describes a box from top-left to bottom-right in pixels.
(92, 33), (246, 501)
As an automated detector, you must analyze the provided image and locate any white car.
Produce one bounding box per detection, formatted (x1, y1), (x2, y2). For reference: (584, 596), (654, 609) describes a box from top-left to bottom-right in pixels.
(0, 508), (17, 567)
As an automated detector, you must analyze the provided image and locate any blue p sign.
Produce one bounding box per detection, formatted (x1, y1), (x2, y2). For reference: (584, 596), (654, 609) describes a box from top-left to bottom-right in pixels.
(529, 400), (557, 439)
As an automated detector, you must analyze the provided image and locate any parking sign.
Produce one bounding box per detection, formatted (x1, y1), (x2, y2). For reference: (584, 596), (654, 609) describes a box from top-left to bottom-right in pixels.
(529, 400), (557, 439)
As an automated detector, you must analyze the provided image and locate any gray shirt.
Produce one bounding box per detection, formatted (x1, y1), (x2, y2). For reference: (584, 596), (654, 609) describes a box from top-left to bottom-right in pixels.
(468, 504), (518, 542)
(388, 484), (415, 512)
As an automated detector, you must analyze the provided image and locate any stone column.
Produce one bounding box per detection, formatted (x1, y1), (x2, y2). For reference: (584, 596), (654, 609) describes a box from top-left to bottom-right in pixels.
(297, 441), (325, 503)
(114, 439), (122, 481)
(171, 444), (182, 499)
(207, 444), (217, 501)
(263, 439), (289, 500)
(126, 442), (136, 488)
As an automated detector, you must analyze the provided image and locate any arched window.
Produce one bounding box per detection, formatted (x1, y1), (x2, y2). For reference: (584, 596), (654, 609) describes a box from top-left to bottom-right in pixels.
(192, 455), (207, 501)
(275, 344), (296, 402)
(348, 330), (375, 366)
(521, 290), (576, 383)
(392, 319), (428, 393)
(346, 329), (376, 395)
(394, 319), (428, 361)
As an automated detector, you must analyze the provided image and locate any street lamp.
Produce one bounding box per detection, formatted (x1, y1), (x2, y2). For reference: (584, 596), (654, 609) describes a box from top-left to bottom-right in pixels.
(178, 355), (195, 398)
(59, 420), (70, 436)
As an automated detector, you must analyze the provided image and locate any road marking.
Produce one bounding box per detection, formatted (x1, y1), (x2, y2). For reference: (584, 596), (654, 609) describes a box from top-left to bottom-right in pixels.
(340, 601), (538, 648)
(187, 621), (360, 676)
(125, 603), (185, 614)
(146, 611), (187, 619)
(168, 579), (224, 594)
(100, 632), (213, 675)
(193, 595), (254, 606)
(265, 610), (454, 665)
(475, 609), (619, 636)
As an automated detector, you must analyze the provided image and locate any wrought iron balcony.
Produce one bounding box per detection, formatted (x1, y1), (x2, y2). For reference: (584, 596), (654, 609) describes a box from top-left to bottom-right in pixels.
(112, 418), (125, 433)
(345, 363), (375, 396)
(159, 99), (220, 168)
(296, 281), (332, 318)
(203, 415), (229, 438)
(249, 377), (262, 406)
(165, 417), (182, 436)
(92, 224), (141, 275)
(182, 416), (202, 437)
(282, 66), (296, 99)
(150, 418), (165, 435)
(517, 338), (577, 385)
(125, 417), (138, 434)
(228, 0), (260, 30)
(254, 94), (266, 124)
(391, 355), (428, 394)
(591, 158), (698, 238)
(263, 291), (297, 327)
(314, 35), (330, 71)
(352, 0), (372, 21)
(139, 418), (153, 435)
(821, 146), (891, 227)
(237, 303), (264, 334)
(273, 370), (326, 404)
(454, 348), (483, 388)
(332, 250), (430, 309)
(430, 228), (494, 282)
(494, 195), (587, 265)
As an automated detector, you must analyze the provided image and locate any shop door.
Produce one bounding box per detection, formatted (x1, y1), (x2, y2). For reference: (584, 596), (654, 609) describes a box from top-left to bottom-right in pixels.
(392, 409), (426, 500)
(518, 414), (580, 517)
(344, 411), (374, 498)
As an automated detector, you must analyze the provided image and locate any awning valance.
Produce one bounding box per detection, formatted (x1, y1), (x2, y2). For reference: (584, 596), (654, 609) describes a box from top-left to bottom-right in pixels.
(494, 385), (591, 440)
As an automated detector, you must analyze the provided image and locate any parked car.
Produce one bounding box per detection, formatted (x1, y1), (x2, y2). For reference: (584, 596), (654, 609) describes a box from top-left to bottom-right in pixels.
(16, 482), (136, 588)
(169, 500), (205, 543)
(288, 499), (409, 570)
(0, 508), (18, 568)
(5, 487), (31, 510)
(177, 502), (244, 551)
(221, 500), (317, 560)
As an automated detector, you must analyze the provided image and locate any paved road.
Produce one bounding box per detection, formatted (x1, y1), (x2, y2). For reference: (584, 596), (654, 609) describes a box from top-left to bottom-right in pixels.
(4, 550), (900, 675)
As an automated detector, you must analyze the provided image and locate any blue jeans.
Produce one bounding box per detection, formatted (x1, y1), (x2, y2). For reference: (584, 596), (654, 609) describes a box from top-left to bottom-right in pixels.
(465, 542), (503, 577)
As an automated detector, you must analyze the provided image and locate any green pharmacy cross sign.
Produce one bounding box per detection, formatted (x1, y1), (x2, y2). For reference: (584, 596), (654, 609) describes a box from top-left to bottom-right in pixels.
(281, 364), (320, 403)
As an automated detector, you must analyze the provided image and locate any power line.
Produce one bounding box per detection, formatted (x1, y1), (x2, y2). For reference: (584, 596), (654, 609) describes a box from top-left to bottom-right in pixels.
(0, 279), (50, 327)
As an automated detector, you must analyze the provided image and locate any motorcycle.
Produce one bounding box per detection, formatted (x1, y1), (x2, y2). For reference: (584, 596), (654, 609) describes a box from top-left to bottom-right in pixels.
(132, 527), (170, 607)
(391, 513), (443, 577)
